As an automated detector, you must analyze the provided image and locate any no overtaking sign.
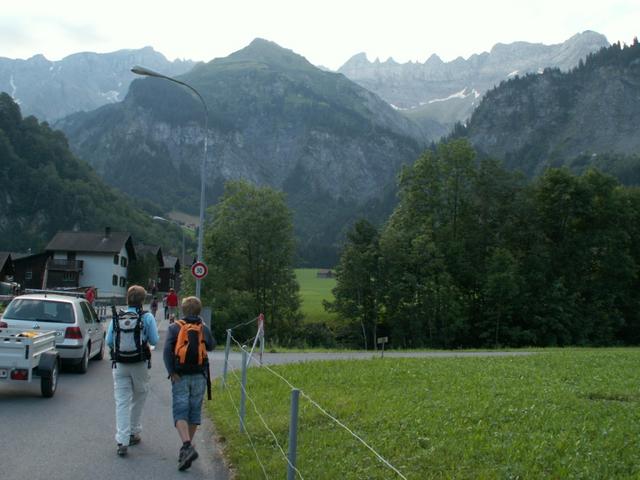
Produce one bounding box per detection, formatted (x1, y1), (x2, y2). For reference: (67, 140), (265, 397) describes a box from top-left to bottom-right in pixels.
(191, 261), (208, 279)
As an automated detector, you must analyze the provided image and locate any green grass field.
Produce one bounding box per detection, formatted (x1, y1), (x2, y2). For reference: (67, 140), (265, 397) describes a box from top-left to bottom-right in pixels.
(295, 268), (337, 324)
(209, 349), (640, 479)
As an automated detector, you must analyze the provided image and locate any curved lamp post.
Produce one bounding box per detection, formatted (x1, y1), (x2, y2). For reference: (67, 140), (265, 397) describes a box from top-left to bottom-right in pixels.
(131, 66), (208, 299)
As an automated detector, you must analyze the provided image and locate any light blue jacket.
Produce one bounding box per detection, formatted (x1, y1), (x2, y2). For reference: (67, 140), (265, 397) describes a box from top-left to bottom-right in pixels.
(106, 306), (159, 348)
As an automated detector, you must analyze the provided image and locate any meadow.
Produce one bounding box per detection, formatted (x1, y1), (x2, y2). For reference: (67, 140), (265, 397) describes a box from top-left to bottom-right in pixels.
(209, 349), (640, 479)
(295, 268), (337, 324)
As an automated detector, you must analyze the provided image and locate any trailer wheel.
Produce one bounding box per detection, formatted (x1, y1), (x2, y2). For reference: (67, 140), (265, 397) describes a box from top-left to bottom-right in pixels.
(40, 353), (59, 398)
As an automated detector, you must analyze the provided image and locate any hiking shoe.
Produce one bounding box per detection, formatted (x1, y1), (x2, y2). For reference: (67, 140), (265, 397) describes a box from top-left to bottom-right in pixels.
(117, 444), (128, 456)
(178, 444), (198, 471)
(129, 434), (141, 446)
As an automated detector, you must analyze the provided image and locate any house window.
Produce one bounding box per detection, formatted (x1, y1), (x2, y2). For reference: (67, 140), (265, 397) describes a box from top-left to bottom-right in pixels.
(120, 257), (127, 267)
(25, 270), (33, 280)
(112, 275), (118, 286)
(113, 254), (119, 265)
(119, 276), (126, 287)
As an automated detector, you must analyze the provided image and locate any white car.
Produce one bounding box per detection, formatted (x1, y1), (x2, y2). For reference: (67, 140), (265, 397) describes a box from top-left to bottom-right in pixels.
(0, 292), (105, 373)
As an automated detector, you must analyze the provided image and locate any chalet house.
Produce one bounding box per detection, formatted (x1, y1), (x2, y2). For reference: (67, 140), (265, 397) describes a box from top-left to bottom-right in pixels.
(135, 244), (164, 291)
(158, 255), (181, 293)
(12, 251), (51, 290)
(316, 269), (334, 279)
(0, 253), (15, 282)
(45, 228), (136, 299)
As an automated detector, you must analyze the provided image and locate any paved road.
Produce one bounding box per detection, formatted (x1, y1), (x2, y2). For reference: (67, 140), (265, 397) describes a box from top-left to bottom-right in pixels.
(0, 313), (229, 480)
(0, 309), (533, 480)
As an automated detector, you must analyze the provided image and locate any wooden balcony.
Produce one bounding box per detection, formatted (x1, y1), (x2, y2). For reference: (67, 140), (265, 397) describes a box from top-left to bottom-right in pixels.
(48, 259), (84, 271)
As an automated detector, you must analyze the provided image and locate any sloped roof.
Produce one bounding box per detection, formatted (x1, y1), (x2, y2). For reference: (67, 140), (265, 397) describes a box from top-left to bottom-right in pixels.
(136, 244), (164, 267)
(0, 252), (12, 271)
(46, 231), (135, 260)
(162, 255), (180, 270)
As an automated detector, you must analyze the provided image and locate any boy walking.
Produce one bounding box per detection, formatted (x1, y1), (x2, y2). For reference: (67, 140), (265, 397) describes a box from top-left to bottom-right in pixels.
(163, 296), (215, 471)
(106, 285), (159, 456)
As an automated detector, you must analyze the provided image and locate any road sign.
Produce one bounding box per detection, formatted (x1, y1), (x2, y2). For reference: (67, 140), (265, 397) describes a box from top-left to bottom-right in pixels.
(377, 336), (389, 359)
(191, 261), (208, 279)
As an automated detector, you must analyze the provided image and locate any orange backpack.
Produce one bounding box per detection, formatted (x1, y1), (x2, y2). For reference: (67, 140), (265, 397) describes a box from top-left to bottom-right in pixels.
(174, 320), (208, 373)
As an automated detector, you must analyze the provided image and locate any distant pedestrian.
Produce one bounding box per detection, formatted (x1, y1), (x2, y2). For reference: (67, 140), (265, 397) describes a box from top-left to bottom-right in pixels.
(166, 288), (179, 319)
(106, 285), (159, 457)
(85, 286), (96, 305)
(150, 296), (159, 320)
(163, 294), (169, 320)
(163, 296), (214, 471)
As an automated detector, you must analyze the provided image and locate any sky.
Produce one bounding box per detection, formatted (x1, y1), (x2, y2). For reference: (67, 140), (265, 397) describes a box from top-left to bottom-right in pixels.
(1, 1), (639, 70)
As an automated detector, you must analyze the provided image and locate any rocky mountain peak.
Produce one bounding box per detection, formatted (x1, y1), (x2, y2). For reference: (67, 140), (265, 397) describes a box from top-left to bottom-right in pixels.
(223, 38), (315, 70)
(338, 31), (610, 138)
(0, 47), (195, 121)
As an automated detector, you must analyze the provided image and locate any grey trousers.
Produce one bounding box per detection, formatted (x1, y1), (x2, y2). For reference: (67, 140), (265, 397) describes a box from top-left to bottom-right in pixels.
(112, 362), (150, 445)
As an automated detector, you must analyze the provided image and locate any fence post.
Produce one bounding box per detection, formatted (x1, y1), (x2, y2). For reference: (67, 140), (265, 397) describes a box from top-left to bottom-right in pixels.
(222, 329), (231, 389)
(240, 349), (248, 432)
(287, 388), (300, 480)
(259, 313), (265, 363)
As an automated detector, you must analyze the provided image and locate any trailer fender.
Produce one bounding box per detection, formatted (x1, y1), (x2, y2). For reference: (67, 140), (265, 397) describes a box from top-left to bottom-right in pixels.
(37, 351), (59, 375)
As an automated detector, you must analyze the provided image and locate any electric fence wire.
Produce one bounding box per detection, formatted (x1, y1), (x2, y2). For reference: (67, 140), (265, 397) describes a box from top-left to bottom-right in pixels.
(229, 333), (259, 364)
(229, 315), (260, 331)
(228, 366), (305, 479)
(228, 333), (409, 480)
(222, 375), (271, 479)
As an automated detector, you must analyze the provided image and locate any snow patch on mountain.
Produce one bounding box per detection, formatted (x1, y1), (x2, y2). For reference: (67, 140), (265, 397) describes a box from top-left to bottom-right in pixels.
(428, 87), (480, 104)
(100, 90), (120, 102)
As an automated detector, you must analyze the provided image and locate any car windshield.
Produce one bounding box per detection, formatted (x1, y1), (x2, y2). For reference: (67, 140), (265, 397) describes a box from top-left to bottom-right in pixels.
(4, 299), (75, 324)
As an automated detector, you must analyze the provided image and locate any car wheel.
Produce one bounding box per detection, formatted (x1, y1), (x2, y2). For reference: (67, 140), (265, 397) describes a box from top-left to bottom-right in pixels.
(93, 336), (105, 361)
(76, 347), (89, 374)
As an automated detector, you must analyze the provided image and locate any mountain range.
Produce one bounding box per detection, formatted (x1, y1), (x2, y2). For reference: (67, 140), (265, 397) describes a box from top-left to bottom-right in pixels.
(338, 31), (610, 136)
(2, 34), (638, 265)
(56, 39), (427, 265)
(457, 39), (640, 179)
(0, 47), (194, 121)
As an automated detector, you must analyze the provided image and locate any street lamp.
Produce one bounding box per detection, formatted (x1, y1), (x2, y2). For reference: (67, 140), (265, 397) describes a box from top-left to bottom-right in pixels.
(131, 66), (208, 299)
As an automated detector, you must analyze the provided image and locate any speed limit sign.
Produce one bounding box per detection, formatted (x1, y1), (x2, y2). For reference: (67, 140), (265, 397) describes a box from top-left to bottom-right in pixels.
(191, 261), (208, 279)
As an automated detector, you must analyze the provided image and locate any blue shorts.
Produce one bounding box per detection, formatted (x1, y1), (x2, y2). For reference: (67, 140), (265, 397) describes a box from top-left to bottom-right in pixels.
(171, 373), (206, 425)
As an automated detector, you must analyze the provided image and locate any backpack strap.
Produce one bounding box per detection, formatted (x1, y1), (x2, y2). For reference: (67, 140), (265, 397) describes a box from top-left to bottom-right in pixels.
(111, 306), (118, 369)
(136, 307), (152, 369)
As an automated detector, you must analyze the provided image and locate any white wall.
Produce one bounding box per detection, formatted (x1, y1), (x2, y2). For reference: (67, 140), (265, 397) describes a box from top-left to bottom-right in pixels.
(53, 247), (130, 298)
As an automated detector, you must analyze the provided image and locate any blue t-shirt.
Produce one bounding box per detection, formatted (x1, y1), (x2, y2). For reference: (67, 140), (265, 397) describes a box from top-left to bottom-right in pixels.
(106, 306), (159, 348)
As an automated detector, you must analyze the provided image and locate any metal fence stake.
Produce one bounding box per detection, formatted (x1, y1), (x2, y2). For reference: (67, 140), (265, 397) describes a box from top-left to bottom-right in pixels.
(287, 388), (300, 480)
(222, 329), (231, 389)
(259, 314), (265, 363)
(240, 349), (248, 432)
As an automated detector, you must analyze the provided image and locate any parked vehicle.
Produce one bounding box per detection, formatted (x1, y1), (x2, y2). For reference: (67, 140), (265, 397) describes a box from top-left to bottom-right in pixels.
(0, 281), (20, 306)
(0, 291), (105, 373)
(0, 328), (59, 397)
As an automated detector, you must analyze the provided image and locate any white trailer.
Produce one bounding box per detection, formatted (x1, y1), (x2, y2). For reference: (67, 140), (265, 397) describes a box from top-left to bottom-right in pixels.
(0, 328), (59, 397)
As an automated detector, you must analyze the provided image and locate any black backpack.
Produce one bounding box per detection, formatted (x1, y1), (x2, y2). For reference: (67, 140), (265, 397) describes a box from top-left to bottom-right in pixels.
(111, 306), (151, 367)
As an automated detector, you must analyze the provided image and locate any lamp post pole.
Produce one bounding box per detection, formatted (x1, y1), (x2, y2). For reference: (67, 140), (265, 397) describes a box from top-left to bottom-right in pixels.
(131, 66), (208, 299)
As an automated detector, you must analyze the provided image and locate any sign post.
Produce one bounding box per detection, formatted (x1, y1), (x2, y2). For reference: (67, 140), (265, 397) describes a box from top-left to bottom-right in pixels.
(377, 336), (388, 358)
(191, 261), (208, 280)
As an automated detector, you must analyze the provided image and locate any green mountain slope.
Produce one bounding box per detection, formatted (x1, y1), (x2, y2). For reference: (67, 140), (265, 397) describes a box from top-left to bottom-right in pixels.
(0, 93), (184, 253)
(58, 39), (429, 265)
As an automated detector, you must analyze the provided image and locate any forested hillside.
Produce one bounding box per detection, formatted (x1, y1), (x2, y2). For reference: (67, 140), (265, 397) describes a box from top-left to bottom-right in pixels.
(0, 93), (183, 252)
(459, 39), (640, 180)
